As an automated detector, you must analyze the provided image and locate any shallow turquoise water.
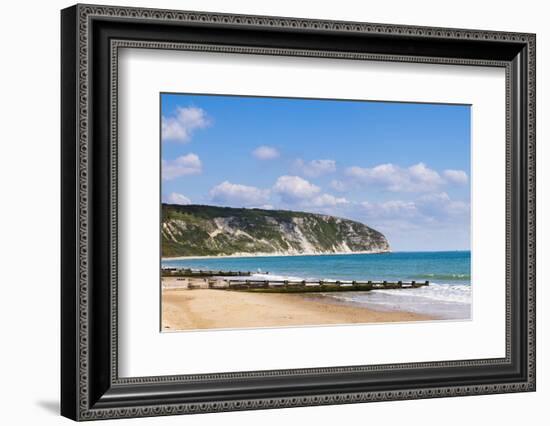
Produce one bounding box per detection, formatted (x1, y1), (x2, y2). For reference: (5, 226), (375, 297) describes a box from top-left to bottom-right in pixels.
(162, 251), (470, 285)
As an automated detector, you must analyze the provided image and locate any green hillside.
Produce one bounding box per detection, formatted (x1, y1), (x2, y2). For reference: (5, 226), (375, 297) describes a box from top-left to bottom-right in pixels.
(161, 204), (390, 257)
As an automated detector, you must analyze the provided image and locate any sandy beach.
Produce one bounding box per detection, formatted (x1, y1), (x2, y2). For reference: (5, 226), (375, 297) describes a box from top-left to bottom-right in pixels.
(161, 287), (434, 331)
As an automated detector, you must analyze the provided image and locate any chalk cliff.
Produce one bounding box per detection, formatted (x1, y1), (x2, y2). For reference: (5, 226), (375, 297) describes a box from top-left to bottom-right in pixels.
(162, 204), (390, 257)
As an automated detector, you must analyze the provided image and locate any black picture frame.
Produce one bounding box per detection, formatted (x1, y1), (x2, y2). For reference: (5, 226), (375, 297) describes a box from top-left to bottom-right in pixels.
(61, 4), (536, 421)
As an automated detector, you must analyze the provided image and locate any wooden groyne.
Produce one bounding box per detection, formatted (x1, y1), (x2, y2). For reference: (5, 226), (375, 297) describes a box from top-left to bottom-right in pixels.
(211, 279), (429, 293)
(162, 268), (429, 293)
(162, 267), (258, 278)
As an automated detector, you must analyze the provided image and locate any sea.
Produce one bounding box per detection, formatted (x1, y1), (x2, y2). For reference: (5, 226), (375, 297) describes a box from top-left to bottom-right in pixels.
(162, 251), (472, 320)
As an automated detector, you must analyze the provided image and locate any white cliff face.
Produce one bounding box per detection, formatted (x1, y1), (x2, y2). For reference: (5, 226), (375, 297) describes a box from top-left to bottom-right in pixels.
(161, 204), (390, 257)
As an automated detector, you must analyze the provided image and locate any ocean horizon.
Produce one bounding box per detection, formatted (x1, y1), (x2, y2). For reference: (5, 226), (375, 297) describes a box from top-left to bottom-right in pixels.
(162, 251), (472, 320)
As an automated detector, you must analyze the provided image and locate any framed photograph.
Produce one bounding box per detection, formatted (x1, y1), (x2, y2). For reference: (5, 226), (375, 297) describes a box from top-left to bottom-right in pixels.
(61, 4), (536, 421)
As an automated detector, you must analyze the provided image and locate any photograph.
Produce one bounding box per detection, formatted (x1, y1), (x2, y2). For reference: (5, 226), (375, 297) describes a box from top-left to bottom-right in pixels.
(160, 93), (472, 331)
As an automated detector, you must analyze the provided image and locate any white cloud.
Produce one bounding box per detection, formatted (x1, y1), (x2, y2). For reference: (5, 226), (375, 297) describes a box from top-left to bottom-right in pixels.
(209, 181), (270, 206)
(272, 175), (347, 210)
(273, 175), (320, 202)
(356, 193), (471, 251)
(345, 162), (444, 192)
(165, 192), (191, 205)
(252, 145), (280, 160)
(310, 194), (349, 207)
(162, 154), (202, 180)
(359, 192), (469, 224)
(419, 191), (452, 204)
(417, 192), (470, 217)
(330, 180), (347, 192)
(361, 200), (418, 219)
(443, 169), (469, 184)
(161, 106), (210, 143)
(408, 163), (443, 188)
(294, 159), (336, 177)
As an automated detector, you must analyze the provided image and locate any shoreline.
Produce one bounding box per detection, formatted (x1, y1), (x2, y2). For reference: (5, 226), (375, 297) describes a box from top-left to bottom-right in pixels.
(162, 249), (391, 261)
(161, 287), (435, 331)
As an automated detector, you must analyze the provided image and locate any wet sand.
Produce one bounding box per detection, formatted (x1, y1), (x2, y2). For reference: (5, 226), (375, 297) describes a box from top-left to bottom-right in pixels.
(161, 288), (434, 331)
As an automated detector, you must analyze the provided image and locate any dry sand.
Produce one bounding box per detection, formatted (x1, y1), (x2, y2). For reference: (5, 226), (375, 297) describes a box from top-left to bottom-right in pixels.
(161, 288), (433, 331)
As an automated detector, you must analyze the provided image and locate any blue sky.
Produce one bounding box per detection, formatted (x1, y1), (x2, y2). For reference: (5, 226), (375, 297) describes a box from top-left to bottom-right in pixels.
(161, 93), (471, 251)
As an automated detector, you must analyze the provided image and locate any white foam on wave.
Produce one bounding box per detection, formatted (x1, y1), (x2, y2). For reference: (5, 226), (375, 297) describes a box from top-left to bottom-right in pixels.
(372, 283), (471, 304)
(325, 283), (472, 320)
(223, 273), (306, 281)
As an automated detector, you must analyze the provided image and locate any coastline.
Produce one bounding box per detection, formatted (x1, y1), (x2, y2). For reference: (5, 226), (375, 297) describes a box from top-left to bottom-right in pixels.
(162, 249), (390, 261)
(161, 287), (435, 331)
